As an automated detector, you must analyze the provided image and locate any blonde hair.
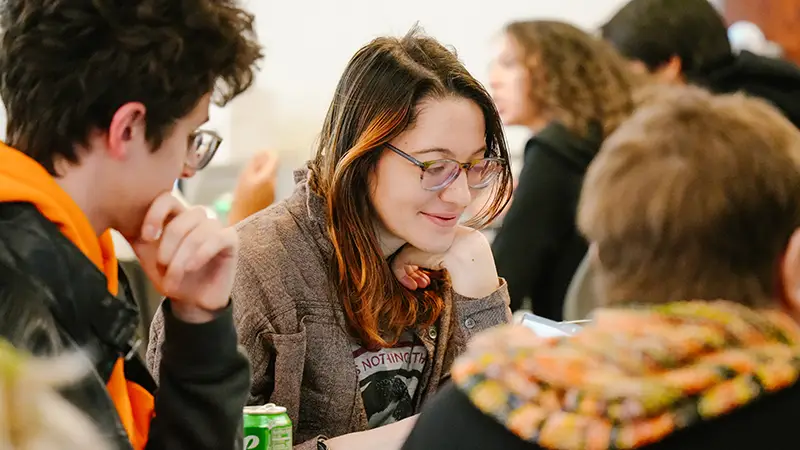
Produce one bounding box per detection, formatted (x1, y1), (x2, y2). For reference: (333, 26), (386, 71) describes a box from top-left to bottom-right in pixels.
(579, 85), (800, 306)
(505, 20), (643, 139)
(0, 340), (109, 450)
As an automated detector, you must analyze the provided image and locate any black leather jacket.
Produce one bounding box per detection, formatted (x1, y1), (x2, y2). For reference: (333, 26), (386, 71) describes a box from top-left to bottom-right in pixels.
(0, 202), (250, 449)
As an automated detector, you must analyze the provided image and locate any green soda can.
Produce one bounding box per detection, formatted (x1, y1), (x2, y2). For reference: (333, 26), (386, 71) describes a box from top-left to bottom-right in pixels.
(243, 404), (293, 450)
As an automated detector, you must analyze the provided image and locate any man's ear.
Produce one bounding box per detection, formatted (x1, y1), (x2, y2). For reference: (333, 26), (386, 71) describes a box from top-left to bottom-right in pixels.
(654, 55), (684, 84)
(106, 102), (147, 161)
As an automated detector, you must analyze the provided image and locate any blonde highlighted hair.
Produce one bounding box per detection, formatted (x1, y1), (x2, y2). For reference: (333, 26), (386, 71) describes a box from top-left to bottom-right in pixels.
(0, 341), (109, 450)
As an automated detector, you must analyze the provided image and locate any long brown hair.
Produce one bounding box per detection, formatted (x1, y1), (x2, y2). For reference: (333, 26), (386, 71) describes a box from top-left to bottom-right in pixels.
(505, 20), (643, 139)
(309, 27), (512, 348)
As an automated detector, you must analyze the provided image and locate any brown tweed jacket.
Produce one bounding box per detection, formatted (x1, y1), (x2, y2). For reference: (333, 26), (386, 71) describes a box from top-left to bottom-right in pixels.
(149, 169), (510, 449)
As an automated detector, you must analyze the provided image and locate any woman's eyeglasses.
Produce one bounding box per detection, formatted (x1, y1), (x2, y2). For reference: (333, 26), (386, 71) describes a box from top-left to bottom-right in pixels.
(386, 143), (506, 192)
(186, 129), (223, 171)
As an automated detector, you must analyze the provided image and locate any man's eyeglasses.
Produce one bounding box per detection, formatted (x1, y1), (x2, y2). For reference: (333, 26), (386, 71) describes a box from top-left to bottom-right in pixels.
(386, 143), (506, 192)
(186, 129), (222, 171)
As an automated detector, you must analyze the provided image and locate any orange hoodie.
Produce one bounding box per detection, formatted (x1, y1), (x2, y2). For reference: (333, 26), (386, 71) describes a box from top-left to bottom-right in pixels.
(0, 143), (154, 449)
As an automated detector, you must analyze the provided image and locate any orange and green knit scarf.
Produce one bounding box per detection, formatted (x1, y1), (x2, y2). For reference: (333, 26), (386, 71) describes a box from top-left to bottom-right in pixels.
(451, 300), (800, 450)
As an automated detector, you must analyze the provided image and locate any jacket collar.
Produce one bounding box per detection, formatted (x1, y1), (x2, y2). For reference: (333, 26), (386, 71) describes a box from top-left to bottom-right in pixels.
(289, 167), (333, 260)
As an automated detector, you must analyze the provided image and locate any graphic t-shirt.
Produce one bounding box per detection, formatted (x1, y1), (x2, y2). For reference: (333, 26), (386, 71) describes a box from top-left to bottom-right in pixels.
(352, 331), (428, 429)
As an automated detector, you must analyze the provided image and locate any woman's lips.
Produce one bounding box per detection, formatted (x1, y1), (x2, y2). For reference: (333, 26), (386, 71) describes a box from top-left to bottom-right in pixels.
(421, 212), (459, 227)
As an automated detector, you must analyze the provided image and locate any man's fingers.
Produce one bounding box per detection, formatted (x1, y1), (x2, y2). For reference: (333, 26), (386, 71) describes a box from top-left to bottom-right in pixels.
(162, 224), (237, 294)
(186, 227), (237, 272)
(156, 206), (208, 267)
(139, 193), (187, 241)
(131, 239), (164, 290)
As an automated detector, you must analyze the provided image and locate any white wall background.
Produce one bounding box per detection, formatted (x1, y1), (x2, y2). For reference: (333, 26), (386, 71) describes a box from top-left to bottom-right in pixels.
(0, 1), (643, 200)
(198, 0), (634, 200)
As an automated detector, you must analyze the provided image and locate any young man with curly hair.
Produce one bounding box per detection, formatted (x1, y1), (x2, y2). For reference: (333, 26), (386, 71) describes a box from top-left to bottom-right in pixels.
(0, 1), (262, 449)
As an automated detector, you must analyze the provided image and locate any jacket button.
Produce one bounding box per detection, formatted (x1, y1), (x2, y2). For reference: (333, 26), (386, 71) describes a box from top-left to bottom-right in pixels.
(465, 317), (476, 329)
(428, 326), (438, 340)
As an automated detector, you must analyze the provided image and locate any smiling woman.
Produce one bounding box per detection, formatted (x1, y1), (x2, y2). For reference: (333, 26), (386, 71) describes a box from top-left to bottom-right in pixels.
(220, 26), (513, 450)
(371, 97), (505, 262)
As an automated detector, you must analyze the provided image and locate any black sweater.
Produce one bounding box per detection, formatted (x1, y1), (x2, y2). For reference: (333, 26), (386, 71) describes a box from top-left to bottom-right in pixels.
(492, 122), (602, 318)
(697, 51), (800, 129)
(403, 381), (800, 450)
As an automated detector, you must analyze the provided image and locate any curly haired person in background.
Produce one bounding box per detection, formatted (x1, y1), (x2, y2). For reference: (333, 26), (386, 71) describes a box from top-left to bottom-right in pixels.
(488, 20), (642, 318)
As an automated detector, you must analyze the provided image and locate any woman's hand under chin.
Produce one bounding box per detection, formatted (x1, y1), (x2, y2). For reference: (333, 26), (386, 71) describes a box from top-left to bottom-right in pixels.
(391, 226), (500, 298)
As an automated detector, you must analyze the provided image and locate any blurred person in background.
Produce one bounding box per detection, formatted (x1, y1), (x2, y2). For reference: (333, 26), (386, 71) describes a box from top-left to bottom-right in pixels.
(150, 28), (513, 450)
(404, 85), (800, 450)
(0, 0), (262, 448)
(601, 0), (800, 128)
(565, 0), (800, 320)
(229, 150), (280, 224)
(171, 148), (279, 225)
(489, 20), (641, 317)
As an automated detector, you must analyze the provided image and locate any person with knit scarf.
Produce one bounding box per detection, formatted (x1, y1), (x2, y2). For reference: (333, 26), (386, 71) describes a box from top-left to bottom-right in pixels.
(403, 85), (800, 450)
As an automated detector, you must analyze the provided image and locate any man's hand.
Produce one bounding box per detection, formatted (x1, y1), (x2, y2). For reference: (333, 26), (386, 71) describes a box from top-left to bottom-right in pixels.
(132, 192), (238, 323)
